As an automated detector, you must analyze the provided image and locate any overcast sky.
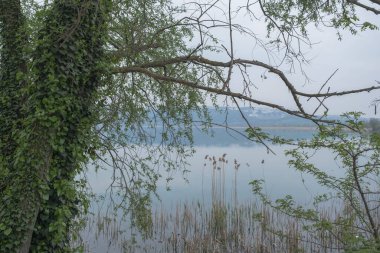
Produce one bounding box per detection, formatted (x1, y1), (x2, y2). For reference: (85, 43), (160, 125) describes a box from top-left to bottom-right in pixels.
(250, 18), (380, 117)
(176, 0), (380, 117)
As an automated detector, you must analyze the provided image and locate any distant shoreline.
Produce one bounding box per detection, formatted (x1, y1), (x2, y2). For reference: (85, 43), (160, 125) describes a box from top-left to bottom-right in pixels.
(202, 125), (316, 131)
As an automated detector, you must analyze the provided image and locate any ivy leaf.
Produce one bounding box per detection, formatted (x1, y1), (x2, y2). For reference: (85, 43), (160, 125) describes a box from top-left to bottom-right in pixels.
(3, 228), (12, 236)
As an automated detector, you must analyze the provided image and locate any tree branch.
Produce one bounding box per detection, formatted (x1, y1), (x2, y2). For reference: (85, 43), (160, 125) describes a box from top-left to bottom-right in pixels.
(347, 0), (380, 15)
(113, 55), (380, 110)
(111, 66), (367, 129)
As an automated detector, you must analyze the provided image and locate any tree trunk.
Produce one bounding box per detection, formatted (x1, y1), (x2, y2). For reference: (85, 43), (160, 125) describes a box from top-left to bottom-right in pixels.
(0, 1), (107, 252)
(0, 1), (40, 251)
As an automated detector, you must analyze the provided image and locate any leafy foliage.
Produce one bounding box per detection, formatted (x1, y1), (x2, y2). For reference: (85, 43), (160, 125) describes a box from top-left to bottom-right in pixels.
(260, 0), (378, 39)
(251, 114), (380, 251)
(1, 0), (109, 251)
(87, 0), (213, 234)
(0, 0), (379, 251)
(1, 0), (211, 251)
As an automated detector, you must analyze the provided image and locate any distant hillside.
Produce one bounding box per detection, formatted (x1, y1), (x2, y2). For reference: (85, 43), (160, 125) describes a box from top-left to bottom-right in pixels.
(199, 107), (338, 127)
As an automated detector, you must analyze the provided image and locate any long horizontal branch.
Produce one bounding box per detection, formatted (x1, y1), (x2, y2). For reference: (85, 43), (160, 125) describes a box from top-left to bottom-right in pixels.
(111, 66), (350, 126)
(114, 54), (380, 99)
(112, 66), (298, 112)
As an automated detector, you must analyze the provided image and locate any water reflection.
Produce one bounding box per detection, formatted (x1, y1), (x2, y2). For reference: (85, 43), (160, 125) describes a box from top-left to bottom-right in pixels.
(81, 128), (347, 252)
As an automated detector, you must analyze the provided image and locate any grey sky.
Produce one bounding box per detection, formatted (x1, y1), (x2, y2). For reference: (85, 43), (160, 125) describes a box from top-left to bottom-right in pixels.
(176, 0), (380, 117)
(250, 22), (380, 117)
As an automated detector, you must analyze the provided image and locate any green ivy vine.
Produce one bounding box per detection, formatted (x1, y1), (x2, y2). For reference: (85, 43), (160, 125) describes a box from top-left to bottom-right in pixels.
(0, 0), (110, 252)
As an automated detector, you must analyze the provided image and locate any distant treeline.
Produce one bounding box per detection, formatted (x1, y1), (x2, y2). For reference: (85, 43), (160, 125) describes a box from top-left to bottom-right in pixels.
(366, 118), (380, 133)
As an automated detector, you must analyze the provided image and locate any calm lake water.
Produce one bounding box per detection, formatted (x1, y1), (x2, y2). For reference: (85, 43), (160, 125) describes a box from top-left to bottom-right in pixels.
(88, 127), (334, 203)
(81, 127), (344, 252)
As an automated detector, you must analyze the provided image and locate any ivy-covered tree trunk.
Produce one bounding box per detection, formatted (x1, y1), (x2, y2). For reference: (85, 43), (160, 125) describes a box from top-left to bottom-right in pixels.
(0, 0), (108, 252)
(0, 0), (31, 252)
(0, 0), (25, 163)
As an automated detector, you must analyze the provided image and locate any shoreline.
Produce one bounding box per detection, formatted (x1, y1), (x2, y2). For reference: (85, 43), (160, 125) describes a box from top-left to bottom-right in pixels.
(198, 125), (316, 131)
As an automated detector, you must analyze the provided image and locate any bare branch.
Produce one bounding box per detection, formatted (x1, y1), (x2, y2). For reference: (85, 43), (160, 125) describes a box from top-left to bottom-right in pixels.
(112, 55), (380, 116)
(347, 0), (380, 15)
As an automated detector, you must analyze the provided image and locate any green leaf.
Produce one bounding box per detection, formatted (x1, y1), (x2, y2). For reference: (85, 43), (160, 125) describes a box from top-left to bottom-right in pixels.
(3, 228), (12, 236)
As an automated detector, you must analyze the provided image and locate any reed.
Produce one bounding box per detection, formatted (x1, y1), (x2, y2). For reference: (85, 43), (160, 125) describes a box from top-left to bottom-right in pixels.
(75, 154), (374, 253)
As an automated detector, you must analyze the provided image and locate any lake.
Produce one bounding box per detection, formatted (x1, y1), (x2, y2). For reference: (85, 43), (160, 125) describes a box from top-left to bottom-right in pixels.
(79, 127), (347, 253)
